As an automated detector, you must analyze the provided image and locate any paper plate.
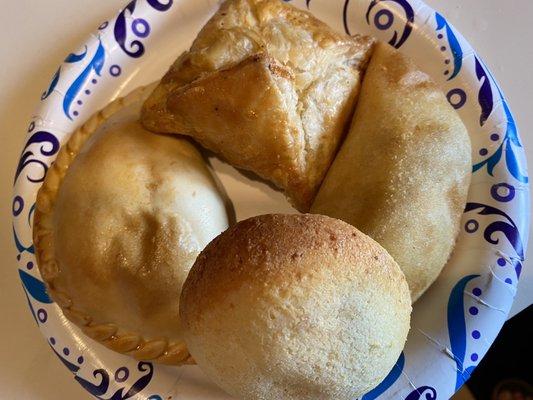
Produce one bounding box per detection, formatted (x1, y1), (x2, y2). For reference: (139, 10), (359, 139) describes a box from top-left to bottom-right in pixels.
(12, 0), (530, 398)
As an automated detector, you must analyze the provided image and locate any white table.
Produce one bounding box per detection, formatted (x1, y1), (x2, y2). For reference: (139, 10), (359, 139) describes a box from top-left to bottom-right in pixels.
(1, 1), (531, 398)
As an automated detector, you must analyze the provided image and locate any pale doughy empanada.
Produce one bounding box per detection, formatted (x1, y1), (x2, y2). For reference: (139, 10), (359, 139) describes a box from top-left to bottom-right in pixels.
(34, 87), (231, 364)
(142, 0), (374, 211)
(312, 43), (472, 302)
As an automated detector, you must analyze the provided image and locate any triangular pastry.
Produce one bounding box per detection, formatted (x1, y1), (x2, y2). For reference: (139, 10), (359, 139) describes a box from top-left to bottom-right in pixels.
(142, 0), (374, 210)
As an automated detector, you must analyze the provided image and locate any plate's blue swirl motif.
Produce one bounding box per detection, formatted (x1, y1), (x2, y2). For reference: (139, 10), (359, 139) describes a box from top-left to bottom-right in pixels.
(464, 203), (524, 260)
(19, 267), (50, 326)
(447, 274), (479, 390)
(501, 101), (528, 183)
(76, 362), (155, 400)
(42, 46), (93, 102)
(63, 40), (105, 119)
(50, 344), (82, 373)
(365, 0), (414, 48)
(472, 102), (528, 183)
(472, 143), (501, 177)
(146, 0), (173, 11)
(14, 130), (60, 184)
(13, 227), (34, 255)
(51, 342), (159, 400)
(114, 0), (171, 58)
(114, 1), (145, 58)
(405, 386), (437, 400)
(435, 13), (462, 80)
(472, 58), (528, 183)
(474, 57), (493, 126)
(453, 201), (526, 390)
(361, 353), (405, 400)
(65, 47), (89, 63)
(41, 69), (60, 100)
(19, 269), (52, 303)
(342, 0), (351, 35)
(28, 203), (36, 226)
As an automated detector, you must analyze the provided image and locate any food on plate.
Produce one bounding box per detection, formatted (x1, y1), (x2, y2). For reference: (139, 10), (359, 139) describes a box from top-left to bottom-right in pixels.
(180, 214), (411, 400)
(311, 43), (472, 302)
(141, 0), (374, 211)
(31, 3), (475, 398)
(33, 87), (231, 365)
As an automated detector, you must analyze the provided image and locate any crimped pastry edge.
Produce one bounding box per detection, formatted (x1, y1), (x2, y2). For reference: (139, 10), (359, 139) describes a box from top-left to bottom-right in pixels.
(33, 85), (194, 366)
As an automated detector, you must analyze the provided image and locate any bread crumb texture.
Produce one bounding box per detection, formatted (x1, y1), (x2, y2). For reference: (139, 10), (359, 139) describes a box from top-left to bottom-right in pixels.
(180, 214), (411, 400)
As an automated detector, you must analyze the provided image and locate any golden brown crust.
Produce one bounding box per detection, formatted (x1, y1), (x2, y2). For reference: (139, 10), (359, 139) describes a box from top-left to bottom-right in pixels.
(312, 43), (472, 301)
(33, 86), (227, 365)
(180, 214), (411, 399)
(182, 214), (406, 317)
(141, 0), (374, 211)
(165, 53), (309, 206)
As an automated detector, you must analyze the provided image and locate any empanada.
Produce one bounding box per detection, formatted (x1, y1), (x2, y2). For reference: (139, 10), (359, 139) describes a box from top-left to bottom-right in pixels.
(34, 86), (231, 364)
(311, 43), (472, 301)
(142, 0), (374, 211)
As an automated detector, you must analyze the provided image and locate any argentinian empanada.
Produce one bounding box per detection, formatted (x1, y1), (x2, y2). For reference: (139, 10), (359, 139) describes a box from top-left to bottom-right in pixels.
(142, 0), (374, 211)
(34, 87), (231, 364)
(312, 43), (472, 301)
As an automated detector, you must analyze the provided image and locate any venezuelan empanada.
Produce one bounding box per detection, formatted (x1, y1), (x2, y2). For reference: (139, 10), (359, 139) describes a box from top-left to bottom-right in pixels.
(34, 87), (231, 364)
(142, 0), (374, 211)
(312, 43), (472, 301)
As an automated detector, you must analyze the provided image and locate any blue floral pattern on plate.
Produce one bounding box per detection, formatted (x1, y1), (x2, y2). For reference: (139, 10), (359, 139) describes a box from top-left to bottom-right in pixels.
(435, 12), (462, 80)
(365, 0), (414, 48)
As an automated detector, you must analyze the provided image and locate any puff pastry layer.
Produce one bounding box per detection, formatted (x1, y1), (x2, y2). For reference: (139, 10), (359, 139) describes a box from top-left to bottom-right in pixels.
(142, 0), (374, 210)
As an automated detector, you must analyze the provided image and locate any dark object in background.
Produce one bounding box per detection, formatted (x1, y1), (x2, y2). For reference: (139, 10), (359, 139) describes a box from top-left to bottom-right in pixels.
(465, 305), (532, 399)
(492, 379), (533, 400)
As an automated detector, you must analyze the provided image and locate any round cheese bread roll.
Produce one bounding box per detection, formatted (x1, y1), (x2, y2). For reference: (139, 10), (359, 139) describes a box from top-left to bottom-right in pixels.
(180, 214), (411, 400)
(312, 43), (472, 302)
(34, 87), (231, 364)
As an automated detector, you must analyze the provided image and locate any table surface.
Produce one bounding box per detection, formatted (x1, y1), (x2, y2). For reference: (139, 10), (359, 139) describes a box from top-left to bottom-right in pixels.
(1, 0), (532, 398)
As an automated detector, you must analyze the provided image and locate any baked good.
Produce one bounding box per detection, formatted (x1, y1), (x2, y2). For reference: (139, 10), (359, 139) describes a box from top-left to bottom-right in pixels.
(180, 214), (411, 400)
(141, 0), (374, 211)
(311, 43), (472, 301)
(33, 86), (231, 364)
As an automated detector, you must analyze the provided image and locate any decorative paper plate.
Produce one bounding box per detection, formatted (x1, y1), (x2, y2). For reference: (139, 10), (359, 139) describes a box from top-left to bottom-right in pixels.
(12, 0), (530, 398)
